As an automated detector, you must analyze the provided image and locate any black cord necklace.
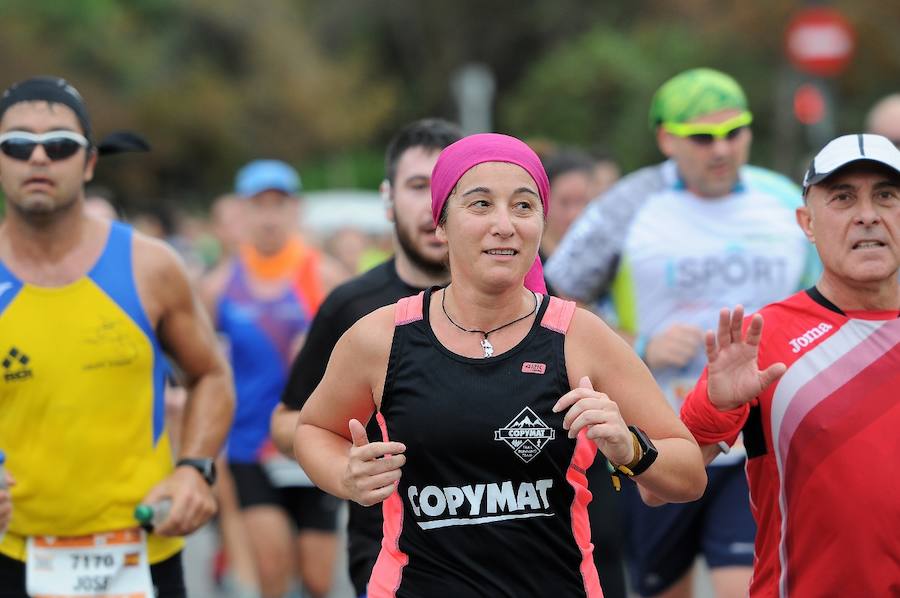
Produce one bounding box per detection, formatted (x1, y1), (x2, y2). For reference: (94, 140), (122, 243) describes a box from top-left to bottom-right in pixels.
(441, 288), (538, 358)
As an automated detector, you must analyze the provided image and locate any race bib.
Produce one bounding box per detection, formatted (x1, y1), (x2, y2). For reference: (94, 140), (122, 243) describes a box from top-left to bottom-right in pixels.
(26, 529), (153, 598)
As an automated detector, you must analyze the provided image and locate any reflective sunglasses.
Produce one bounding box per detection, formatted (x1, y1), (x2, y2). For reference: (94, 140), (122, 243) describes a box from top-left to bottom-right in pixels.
(0, 130), (90, 161)
(662, 112), (753, 146)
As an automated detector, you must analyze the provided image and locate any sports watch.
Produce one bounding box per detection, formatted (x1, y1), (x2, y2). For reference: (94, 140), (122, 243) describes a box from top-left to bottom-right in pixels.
(614, 425), (658, 477)
(175, 457), (217, 486)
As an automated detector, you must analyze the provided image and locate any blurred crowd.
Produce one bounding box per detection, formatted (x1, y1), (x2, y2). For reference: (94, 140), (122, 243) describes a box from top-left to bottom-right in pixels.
(80, 145), (621, 294)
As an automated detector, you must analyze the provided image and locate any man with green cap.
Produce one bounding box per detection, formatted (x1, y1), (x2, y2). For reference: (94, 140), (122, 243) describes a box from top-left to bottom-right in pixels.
(545, 68), (819, 598)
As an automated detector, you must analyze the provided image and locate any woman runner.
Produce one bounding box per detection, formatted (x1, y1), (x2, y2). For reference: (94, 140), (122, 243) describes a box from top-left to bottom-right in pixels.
(294, 133), (706, 597)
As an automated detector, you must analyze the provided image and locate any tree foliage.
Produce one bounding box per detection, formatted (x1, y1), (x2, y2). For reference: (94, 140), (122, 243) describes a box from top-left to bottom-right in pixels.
(1, 0), (898, 211)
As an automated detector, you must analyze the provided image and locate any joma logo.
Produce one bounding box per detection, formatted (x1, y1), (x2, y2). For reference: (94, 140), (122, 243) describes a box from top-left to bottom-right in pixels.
(789, 323), (833, 353)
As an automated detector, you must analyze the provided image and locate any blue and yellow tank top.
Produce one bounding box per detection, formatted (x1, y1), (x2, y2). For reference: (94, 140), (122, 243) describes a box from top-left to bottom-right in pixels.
(0, 222), (181, 563)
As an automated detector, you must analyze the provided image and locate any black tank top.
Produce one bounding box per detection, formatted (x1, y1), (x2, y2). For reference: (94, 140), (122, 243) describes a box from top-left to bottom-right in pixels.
(368, 287), (603, 598)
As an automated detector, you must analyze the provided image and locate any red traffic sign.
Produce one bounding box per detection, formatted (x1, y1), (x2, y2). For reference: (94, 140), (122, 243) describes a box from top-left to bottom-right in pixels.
(785, 8), (855, 77)
(793, 83), (826, 125)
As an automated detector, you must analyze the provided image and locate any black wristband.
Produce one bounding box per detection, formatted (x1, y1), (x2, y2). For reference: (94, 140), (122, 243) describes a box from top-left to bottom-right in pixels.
(615, 426), (658, 477)
(175, 457), (217, 486)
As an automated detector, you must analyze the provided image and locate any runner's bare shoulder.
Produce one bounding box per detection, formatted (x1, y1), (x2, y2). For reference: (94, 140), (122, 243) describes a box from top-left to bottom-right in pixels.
(130, 232), (195, 325)
(339, 303), (396, 359)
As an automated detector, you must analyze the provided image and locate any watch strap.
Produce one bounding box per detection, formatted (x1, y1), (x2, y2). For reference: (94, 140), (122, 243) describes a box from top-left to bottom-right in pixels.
(175, 457), (216, 486)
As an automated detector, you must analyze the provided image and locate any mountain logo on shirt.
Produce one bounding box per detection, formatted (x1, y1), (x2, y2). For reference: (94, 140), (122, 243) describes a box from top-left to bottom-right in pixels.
(2, 346), (32, 382)
(494, 407), (556, 463)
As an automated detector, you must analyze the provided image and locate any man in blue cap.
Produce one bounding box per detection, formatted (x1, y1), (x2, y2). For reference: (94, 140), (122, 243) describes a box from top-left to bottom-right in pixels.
(201, 159), (345, 598)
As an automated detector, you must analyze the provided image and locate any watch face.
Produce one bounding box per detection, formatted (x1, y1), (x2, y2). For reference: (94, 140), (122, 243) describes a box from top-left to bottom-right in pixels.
(209, 461), (217, 483)
(200, 459), (216, 485)
(630, 426), (656, 452)
(627, 426), (658, 476)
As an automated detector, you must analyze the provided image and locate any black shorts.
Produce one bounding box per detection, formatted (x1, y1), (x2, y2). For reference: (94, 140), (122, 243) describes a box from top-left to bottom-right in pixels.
(0, 550), (185, 598)
(228, 462), (341, 532)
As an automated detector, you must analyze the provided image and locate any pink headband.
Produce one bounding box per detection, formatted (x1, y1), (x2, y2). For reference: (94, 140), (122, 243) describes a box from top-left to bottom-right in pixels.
(430, 133), (549, 293)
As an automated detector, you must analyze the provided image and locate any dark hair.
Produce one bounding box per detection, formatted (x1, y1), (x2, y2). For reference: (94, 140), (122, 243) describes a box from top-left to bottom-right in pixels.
(0, 76), (93, 142)
(437, 184), (456, 228)
(384, 118), (462, 184)
(543, 148), (596, 185)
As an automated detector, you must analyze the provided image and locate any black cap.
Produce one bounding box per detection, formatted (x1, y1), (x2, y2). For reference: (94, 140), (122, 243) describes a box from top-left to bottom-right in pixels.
(0, 76), (92, 143)
(96, 130), (151, 156)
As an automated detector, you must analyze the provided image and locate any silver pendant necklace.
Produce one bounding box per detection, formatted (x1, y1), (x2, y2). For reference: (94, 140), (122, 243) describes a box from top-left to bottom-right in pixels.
(441, 288), (538, 358)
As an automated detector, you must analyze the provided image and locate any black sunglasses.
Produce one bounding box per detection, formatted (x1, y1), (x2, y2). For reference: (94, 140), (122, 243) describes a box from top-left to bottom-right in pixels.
(0, 130), (90, 161)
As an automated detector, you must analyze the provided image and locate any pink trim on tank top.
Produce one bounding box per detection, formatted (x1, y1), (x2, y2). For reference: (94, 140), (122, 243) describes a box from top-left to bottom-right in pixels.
(541, 296), (576, 334)
(394, 292), (425, 325)
(567, 430), (604, 597)
(367, 412), (408, 597)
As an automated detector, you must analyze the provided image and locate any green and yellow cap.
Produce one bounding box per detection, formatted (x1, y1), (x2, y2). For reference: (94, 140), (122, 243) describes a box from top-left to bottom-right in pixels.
(648, 68), (749, 130)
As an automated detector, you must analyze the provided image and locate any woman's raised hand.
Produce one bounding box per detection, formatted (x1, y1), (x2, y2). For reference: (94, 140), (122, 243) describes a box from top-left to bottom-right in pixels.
(553, 376), (634, 466)
(343, 419), (407, 507)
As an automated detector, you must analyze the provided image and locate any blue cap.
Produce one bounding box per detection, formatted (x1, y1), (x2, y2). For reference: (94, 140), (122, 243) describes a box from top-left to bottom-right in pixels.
(235, 160), (301, 197)
(0, 450), (5, 465)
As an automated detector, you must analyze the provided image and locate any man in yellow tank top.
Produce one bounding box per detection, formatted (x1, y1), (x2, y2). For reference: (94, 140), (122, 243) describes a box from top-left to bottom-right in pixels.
(0, 76), (235, 598)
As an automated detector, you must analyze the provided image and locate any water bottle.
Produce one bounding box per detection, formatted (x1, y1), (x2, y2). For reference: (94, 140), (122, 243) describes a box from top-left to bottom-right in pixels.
(134, 498), (172, 532)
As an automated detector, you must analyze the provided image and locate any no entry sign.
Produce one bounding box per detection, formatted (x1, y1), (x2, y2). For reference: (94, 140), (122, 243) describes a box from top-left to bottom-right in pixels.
(785, 8), (855, 77)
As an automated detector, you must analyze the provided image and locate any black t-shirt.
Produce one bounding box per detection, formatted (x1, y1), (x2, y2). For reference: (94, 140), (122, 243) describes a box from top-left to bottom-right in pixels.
(281, 257), (421, 594)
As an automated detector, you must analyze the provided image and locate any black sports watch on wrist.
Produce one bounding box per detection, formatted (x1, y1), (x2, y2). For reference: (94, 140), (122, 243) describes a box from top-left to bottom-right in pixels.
(615, 426), (658, 477)
(175, 457), (217, 486)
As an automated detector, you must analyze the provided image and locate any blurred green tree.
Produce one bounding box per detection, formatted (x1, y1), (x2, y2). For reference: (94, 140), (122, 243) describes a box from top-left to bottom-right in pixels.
(0, 0), (898, 212)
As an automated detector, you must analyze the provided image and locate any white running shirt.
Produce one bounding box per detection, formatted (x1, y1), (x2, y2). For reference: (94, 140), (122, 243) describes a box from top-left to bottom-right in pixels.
(546, 160), (819, 464)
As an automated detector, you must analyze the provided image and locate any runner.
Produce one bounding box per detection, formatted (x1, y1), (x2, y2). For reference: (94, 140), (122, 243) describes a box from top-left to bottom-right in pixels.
(865, 93), (900, 144)
(272, 118), (460, 598)
(201, 159), (342, 598)
(208, 193), (244, 267)
(0, 76), (234, 598)
(545, 68), (819, 598)
(294, 133), (706, 597)
(679, 133), (900, 597)
(540, 148), (598, 258)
